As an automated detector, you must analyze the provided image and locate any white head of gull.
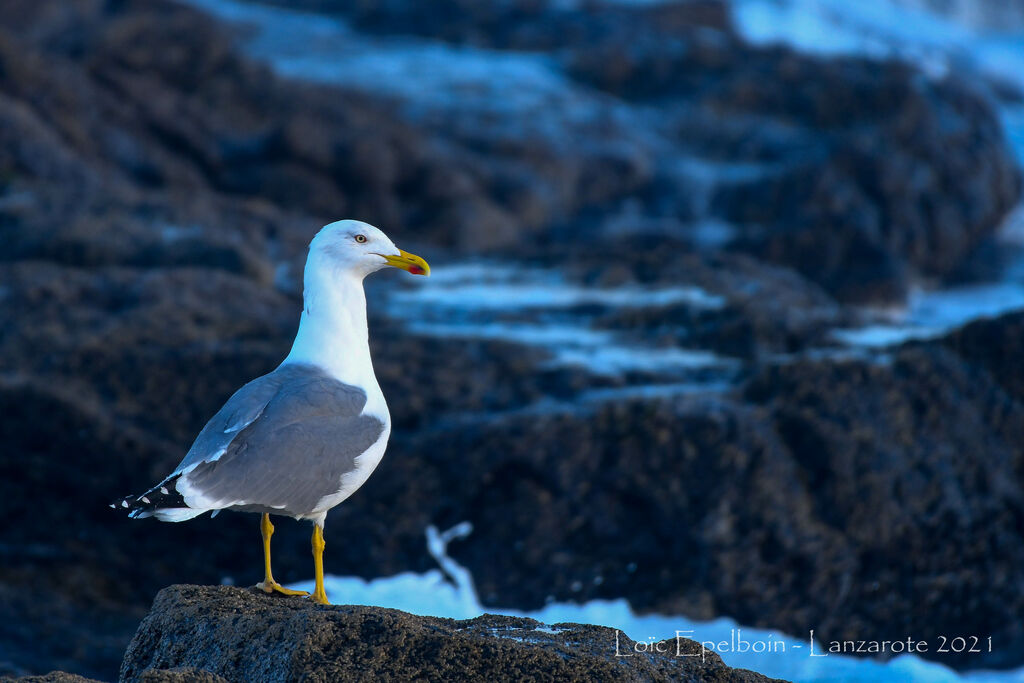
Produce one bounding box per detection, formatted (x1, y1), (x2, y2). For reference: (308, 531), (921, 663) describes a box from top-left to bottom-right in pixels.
(115, 219), (430, 605)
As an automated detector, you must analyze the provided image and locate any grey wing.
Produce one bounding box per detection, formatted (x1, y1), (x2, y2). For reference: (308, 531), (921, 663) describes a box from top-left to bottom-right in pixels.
(177, 365), (386, 516)
(171, 370), (286, 477)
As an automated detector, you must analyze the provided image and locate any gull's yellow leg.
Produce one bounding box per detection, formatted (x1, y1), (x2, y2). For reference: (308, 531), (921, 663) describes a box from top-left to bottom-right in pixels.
(256, 513), (309, 597)
(310, 524), (329, 605)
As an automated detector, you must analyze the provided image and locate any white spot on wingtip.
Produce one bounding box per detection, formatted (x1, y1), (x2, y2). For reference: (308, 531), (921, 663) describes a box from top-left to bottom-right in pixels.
(141, 496), (150, 504)
(160, 487), (169, 495)
(121, 500), (129, 508)
(109, 503), (116, 509)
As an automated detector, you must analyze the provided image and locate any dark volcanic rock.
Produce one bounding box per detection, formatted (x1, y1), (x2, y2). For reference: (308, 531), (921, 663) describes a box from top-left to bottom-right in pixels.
(566, 18), (1022, 302)
(558, 246), (850, 359)
(0, 261), (291, 678)
(0, 0), (511, 253)
(265, 0), (732, 51)
(119, 585), (781, 683)
(741, 344), (1024, 668)
(359, 340), (1024, 670)
(941, 310), (1024, 404)
(1, 675), (104, 683)
(138, 671), (228, 683)
(580, 47), (1020, 301)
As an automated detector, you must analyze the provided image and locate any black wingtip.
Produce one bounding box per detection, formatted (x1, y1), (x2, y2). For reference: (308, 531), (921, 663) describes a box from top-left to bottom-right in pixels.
(113, 475), (187, 516)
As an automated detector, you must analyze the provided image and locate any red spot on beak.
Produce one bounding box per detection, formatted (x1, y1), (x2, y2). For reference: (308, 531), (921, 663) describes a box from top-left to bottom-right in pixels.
(408, 265), (425, 275)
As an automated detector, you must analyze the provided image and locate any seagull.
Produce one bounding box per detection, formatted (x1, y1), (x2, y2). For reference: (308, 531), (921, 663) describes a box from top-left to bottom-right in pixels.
(115, 220), (429, 604)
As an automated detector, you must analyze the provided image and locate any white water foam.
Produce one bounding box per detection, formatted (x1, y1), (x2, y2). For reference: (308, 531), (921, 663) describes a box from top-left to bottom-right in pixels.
(832, 280), (1024, 346)
(288, 523), (1024, 683)
(385, 262), (734, 376)
(398, 284), (719, 310)
(181, 0), (660, 149)
(731, 0), (1024, 90)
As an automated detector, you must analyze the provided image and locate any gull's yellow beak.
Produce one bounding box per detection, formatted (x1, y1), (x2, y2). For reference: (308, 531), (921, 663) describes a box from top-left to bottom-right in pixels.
(379, 249), (430, 276)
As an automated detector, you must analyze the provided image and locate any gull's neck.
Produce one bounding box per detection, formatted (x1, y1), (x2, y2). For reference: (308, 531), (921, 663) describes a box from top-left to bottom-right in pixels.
(283, 256), (384, 408)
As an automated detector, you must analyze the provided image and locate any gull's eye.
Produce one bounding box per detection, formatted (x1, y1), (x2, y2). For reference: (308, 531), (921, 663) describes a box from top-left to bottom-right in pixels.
(354, 234), (367, 244)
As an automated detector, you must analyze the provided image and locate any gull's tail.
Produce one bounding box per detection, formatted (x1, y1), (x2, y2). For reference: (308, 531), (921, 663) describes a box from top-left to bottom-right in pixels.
(111, 475), (204, 522)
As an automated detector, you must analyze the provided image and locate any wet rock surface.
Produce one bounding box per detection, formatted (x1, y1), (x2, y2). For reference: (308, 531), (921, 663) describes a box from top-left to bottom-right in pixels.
(1, 0), (1023, 679)
(118, 585), (780, 683)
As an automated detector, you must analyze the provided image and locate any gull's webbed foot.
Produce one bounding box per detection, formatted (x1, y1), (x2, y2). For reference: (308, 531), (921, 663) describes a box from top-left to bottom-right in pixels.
(257, 580), (310, 597)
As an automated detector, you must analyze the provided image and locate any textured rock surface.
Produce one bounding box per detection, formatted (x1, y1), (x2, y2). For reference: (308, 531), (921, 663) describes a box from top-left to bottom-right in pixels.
(570, 32), (1021, 302)
(0, 675), (104, 683)
(119, 586), (782, 683)
(380, 341), (1024, 666)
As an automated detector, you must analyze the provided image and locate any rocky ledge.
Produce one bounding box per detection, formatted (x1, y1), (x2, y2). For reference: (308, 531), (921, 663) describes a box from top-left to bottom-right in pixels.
(109, 585), (779, 683)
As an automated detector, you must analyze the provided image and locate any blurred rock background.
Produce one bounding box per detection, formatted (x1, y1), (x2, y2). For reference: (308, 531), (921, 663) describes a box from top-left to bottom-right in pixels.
(0, 0), (1022, 679)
